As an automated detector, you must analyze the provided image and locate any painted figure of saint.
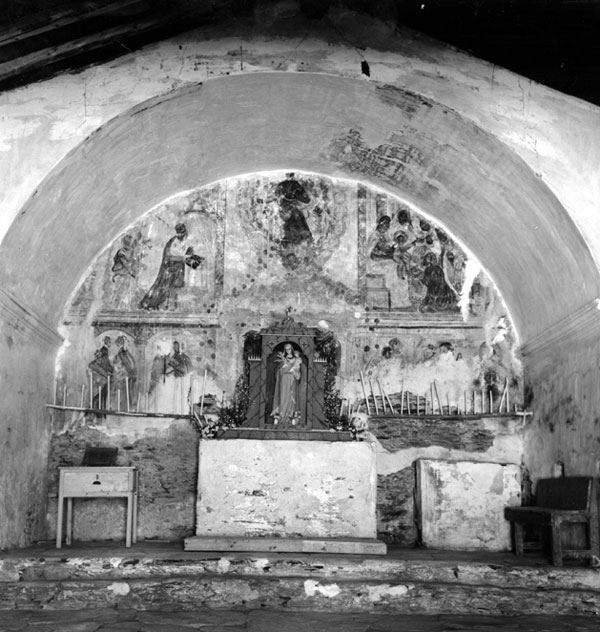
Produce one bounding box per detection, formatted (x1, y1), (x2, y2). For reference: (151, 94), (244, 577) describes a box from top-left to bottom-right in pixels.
(88, 336), (113, 408)
(436, 228), (465, 298)
(367, 215), (407, 308)
(111, 234), (135, 281)
(368, 215), (394, 261)
(165, 340), (193, 378)
(270, 343), (303, 427)
(275, 173), (313, 248)
(113, 336), (137, 405)
(150, 340), (193, 414)
(140, 222), (203, 310)
(419, 252), (460, 312)
(392, 230), (419, 279)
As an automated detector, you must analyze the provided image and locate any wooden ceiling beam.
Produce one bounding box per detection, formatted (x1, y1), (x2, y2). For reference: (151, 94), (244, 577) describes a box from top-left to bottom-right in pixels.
(0, 1), (146, 47)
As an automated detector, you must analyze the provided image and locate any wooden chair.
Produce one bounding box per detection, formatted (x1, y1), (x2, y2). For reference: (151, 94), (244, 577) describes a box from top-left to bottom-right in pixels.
(504, 476), (599, 566)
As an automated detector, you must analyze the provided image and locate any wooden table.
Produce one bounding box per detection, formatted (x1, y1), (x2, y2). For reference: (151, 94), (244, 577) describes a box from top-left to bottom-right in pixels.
(56, 467), (138, 548)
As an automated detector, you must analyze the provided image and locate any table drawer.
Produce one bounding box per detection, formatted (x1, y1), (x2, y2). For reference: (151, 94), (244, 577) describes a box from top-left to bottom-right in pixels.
(61, 469), (132, 496)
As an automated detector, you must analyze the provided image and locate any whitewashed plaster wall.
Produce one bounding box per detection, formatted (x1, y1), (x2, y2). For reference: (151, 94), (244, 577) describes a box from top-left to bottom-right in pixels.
(0, 15), (599, 264)
(1, 10), (600, 548)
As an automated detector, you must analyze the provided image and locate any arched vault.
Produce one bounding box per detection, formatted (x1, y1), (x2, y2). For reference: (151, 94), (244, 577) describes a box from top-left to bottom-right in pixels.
(1, 72), (597, 342)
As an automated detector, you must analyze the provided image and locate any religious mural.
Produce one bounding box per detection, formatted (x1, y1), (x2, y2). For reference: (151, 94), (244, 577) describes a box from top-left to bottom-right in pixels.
(342, 301), (519, 416)
(147, 335), (194, 414)
(98, 189), (222, 314)
(224, 173), (358, 310)
(139, 222), (204, 311)
(365, 203), (466, 313)
(84, 332), (138, 411)
(56, 171), (522, 421)
(49, 172), (525, 553)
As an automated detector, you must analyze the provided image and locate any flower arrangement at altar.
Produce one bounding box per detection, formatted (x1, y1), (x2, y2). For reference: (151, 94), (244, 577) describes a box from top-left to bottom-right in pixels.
(189, 371), (250, 438)
(315, 323), (353, 434)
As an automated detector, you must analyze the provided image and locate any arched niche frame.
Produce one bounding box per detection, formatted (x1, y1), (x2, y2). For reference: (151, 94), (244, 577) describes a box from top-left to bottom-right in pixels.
(1, 72), (598, 348)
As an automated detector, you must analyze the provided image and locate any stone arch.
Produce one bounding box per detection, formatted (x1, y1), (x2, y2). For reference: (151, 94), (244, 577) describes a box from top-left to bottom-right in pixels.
(0, 72), (597, 344)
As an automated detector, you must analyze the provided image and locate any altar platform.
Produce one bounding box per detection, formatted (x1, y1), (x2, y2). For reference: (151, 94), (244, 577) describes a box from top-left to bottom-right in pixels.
(2, 541), (600, 617)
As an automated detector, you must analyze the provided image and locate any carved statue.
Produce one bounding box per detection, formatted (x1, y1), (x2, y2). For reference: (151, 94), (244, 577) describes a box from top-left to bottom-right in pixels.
(270, 343), (304, 427)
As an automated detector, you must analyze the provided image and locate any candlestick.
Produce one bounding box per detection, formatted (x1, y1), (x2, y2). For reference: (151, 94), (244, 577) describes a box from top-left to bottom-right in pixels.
(359, 372), (370, 415)
(369, 378), (379, 414)
(377, 379), (386, 414)
(433, 381), (442, 415)
(399, 380), (404, 415)
(200, 369), (208, 415)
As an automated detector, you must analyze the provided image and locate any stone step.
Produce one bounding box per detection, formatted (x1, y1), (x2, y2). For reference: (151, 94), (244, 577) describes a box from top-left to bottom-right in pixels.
(1, 573), (600, 616)
(2, 543), (600, 616)
(3, 548), (600, 591)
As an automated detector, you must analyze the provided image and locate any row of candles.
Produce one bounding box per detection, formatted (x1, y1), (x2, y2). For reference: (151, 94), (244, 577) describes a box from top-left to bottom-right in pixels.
(51, 371), (210, 415)
(339, 372), (516, 417)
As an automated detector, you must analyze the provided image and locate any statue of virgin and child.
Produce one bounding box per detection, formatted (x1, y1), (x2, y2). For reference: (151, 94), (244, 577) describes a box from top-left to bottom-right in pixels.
(269, 342), (304, 427)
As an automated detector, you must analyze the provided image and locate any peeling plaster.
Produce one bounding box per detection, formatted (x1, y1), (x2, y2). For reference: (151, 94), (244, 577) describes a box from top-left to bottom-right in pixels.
(304, 579), (341, 598)
(107, 582), (130, 595)
(217, 558), (231, 573)
(375, 431), (525, 477)
(367, 583), (411, 600)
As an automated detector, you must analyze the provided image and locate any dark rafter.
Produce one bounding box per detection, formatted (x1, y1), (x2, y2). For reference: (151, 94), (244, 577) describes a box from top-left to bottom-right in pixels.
(0, 0), (599, 106)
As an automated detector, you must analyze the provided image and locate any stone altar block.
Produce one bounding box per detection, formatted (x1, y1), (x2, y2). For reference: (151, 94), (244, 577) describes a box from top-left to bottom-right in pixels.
(417, 459), (521, 551)
(185, 439), (385, 553)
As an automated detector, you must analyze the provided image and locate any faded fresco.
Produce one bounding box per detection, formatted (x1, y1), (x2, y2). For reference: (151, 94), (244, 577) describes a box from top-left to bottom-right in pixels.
(57, 171), (522, 420)
(365, 200), (466, 313)
(342, 302), (520, 416)
(51, 171), (524, 546)
(223, 173), (358, 310)
(101, 191), (221, 313)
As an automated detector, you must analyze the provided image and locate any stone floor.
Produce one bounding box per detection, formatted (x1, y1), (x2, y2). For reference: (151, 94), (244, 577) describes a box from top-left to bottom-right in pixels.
(1, 609), (600, 631)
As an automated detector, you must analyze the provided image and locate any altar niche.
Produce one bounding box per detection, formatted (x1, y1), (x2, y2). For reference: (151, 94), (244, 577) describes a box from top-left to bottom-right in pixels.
(232, 316), (349, 440)
(266, 341), (307, 428)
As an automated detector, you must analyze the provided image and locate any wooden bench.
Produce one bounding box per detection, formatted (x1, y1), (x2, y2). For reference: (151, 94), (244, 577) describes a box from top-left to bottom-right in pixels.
(504, 476), (599, 566)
